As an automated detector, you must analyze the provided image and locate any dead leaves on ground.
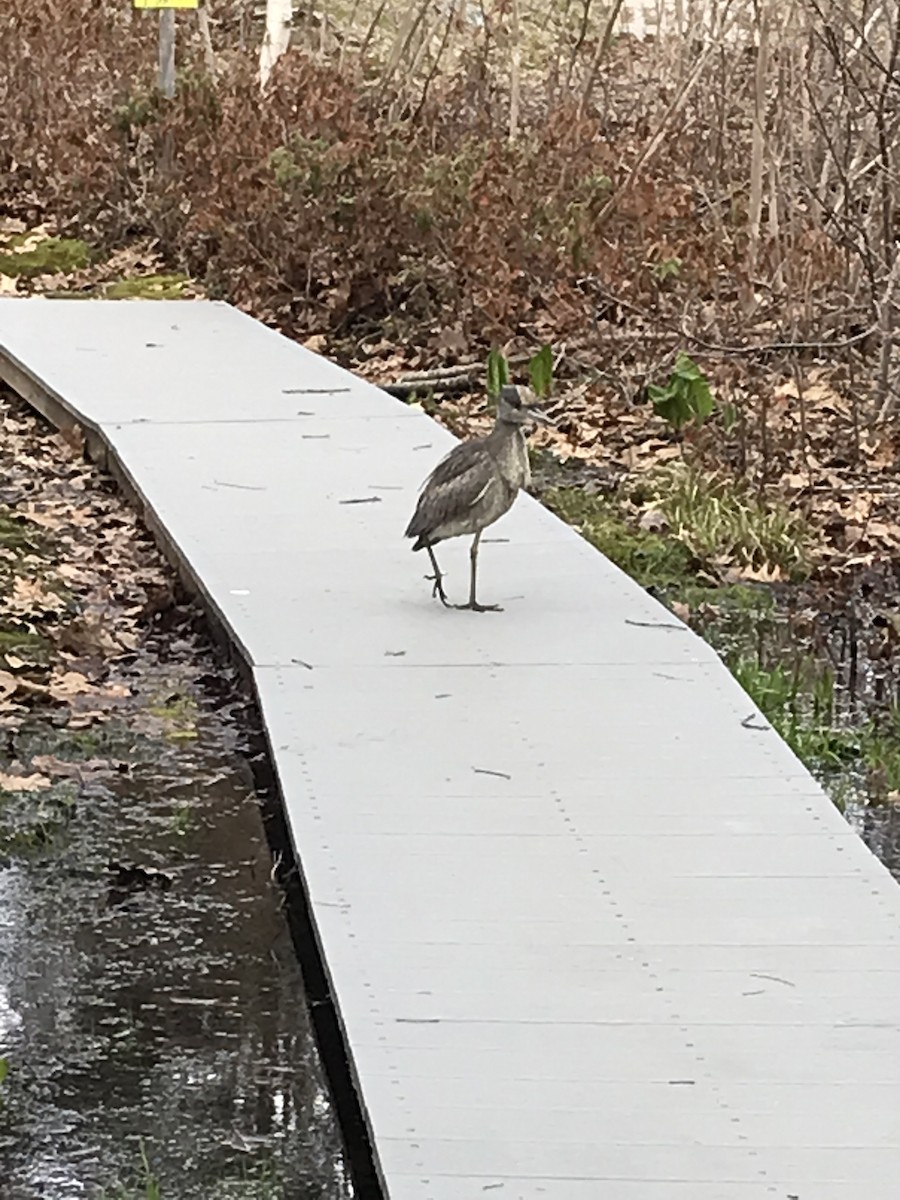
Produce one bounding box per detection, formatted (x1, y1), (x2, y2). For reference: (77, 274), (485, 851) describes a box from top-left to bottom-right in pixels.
(385, 342), (900, 578)
(7, 576), (67, 618)
(0, 390), (169, 738)
(0, 769), (51, 793)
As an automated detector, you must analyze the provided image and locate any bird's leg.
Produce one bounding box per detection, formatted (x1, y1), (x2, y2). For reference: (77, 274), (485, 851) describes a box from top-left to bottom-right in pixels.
(455, 530), (502, 613)
(424, 542), (451, 607)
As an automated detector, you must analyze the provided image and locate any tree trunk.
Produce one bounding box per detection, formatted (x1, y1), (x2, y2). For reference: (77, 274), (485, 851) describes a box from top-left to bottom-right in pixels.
(259, 0), (292, 89)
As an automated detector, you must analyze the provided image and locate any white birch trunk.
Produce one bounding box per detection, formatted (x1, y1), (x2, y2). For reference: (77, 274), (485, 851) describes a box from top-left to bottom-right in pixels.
(259, 0), (293, 89)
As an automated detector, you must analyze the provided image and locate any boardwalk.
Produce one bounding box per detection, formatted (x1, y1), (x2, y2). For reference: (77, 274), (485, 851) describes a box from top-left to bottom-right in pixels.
(3, 297), (900, 1199)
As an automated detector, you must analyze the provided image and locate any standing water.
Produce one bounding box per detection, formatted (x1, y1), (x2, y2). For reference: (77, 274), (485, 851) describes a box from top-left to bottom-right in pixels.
(0, 639), (352, 1198)
(0, 630), (352, 1197)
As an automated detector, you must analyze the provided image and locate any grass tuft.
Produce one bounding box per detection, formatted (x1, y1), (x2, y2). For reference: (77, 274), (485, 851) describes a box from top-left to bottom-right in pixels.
(104, 273), (189, 300)
(637, 465), (813, 580)
(0, 237), (92, 277)
(731, 653), (900, 802)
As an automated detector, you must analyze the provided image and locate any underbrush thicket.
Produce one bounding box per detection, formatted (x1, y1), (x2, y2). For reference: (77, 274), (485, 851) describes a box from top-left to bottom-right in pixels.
(3, 1), (900, 528)
(0, 1), (851, 352)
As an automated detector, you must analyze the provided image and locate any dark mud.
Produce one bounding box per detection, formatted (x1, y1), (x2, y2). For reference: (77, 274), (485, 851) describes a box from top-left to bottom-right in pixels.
(0, 635), (350, 1199)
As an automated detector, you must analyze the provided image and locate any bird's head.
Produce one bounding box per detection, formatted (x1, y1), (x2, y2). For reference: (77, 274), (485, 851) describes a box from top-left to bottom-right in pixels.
(496, 384), (553, 427)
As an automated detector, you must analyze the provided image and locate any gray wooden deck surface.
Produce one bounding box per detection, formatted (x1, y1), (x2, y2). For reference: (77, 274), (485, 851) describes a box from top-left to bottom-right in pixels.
(3, 298), (900, 1199)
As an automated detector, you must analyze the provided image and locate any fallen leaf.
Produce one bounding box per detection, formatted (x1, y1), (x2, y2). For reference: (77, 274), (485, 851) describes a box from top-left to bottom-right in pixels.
(639, 508), (669, 533)
(725, 563), (785, 583)
(0, 670), (46, 701)
(59, 424), (86, 455)
(0, 770), (51, 793)
(48, 671), (96, 701)
(66, 711), (105, 729)
(53, 613), (121, 657)
(8, 576), (66, 616)
(55, 563), (96, 586)
(16, 503), (65, 530)
(782, 473), (809, 490)
(433, 327), (468, 356)
(31, 754), (112, 779)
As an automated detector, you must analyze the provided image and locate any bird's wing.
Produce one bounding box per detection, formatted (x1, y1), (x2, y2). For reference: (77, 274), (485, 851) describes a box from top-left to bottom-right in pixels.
(406, 442), (497, 539)
(418, 436), (487, 491)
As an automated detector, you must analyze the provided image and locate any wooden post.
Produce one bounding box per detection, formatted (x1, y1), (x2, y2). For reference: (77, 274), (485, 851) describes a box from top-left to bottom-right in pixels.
(133, 0), (198, 98)
(159, 8), (176, 98)
(197, 2), (217, 79)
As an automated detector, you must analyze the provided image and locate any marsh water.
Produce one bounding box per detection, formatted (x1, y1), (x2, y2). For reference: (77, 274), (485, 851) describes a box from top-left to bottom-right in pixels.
(687, 568), (900, 882)
(0, 636), (350, 1199)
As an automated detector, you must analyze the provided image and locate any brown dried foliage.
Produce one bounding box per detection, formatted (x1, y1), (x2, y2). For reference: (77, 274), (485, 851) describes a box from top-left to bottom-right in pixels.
(0, 0), (834, 351)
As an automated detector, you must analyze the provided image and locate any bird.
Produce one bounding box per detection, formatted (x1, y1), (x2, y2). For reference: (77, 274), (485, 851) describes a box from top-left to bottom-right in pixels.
(404, 384), (552, 612)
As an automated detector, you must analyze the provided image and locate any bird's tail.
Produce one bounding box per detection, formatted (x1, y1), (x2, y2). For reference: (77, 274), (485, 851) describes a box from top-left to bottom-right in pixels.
(404, 513), (431, 551)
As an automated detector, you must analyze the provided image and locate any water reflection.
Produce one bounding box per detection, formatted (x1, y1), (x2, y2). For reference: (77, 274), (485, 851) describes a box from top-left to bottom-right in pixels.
(0, 646), (350, 1199)
(846, 801), (900, 882)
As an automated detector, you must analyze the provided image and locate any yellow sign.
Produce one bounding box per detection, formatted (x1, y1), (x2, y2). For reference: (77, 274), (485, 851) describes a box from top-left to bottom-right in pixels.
(133, 0), (199, 8)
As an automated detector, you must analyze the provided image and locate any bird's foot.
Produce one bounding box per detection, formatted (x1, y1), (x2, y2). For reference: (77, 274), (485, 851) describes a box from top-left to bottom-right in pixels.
(454, 601), (503, 613)
(426, 573), (452, 608)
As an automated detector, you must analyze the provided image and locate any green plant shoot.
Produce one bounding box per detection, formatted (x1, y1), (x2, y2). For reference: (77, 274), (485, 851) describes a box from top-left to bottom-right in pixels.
(651, 256), (682, 282)
(486, 349), (509, 398)
(528, 345), (554, 398)
(648, 352), (715, 430)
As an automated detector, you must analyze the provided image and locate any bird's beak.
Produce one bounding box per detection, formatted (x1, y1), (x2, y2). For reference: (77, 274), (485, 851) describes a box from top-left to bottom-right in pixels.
(526, 405), (555, 426)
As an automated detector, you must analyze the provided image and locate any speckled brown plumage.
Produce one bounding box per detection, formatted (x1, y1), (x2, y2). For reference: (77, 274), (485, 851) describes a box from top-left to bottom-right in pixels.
(405, 385), (550, 611)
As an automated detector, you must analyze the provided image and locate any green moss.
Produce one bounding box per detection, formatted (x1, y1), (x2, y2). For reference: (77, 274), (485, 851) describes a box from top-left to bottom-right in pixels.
(111, 90), (158, 134)
(15, 720), (137, 764)
(543, 486), (696, 589)
(679, 581), (776, 614)
(55, 728), (102, 756)
(0, 627), (51, 662)
(149, 693), (195, 721)
(104, 273), (189, 300)
(0, 510), (43, 551)
(0, 237), (92, 278)
(170, 801), (195, 837)
(149, 691), (198, 741)
(36, 289), (102, 300)
(0, 511), (52, 657)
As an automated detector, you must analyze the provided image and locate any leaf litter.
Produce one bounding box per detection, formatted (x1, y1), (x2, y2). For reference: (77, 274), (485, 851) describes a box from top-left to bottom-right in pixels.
(0, 395), (170, 746)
